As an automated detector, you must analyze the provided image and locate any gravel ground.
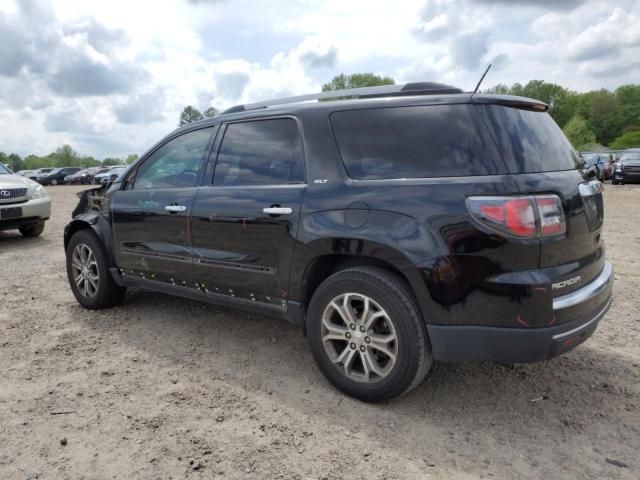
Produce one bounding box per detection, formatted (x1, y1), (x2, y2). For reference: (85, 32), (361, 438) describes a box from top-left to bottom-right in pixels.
(0, 184), (638, 480)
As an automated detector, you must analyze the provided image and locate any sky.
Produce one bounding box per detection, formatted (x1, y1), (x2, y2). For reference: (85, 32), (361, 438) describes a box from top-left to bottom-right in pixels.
(0, 0), (639, 159)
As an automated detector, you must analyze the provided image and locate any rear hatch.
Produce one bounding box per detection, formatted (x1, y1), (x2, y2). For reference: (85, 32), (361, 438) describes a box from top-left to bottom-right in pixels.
(478, 101), (606, 316)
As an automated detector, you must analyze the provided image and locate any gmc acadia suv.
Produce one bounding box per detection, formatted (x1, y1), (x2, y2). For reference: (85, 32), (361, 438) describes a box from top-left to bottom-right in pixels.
(63, 82), (613, 402)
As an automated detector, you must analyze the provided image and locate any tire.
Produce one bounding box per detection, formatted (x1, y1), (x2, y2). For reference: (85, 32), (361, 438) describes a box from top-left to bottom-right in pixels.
(307, 266), (432, 402)
(65, 229), (126, 309)
(19, 221), (45, 237)
(612, 179), (619, 185)
(51, 178), (58, 185)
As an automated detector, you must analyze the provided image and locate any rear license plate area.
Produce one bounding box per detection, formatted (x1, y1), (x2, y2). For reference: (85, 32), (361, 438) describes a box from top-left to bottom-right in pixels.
(0, 207), (22, 219)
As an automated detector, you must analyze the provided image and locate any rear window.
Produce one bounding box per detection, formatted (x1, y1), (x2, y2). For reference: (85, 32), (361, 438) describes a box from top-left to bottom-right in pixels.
(483, 105), (582, 173)
(330, 105), (505, 180)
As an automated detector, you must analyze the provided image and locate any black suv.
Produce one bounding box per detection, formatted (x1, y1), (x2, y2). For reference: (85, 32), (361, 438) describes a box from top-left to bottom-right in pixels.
(40, 167), (82, 186)
(64, 82), (613, 402)
(612, 148), (640, 184)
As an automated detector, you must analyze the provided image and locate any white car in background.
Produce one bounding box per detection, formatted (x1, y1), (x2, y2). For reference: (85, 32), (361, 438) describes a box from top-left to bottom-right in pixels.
(94, 166), (127, 185)
(0, 163), (51, 237)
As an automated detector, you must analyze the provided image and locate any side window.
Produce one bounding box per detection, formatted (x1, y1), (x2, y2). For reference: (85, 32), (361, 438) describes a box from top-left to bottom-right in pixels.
(133, 127), (215, 189)
(213, 118), (304, 186)
(330, 105), (504, 179)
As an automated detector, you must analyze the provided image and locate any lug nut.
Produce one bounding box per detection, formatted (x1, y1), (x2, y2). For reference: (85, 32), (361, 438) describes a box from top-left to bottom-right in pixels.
(359, 326), (365, 332)
(350, 343), (356, 350)
(365, 337), (370, 343)
(345, 332), (351, 339)
(359, 345), (366, 352)
(350, 324), (356, 330)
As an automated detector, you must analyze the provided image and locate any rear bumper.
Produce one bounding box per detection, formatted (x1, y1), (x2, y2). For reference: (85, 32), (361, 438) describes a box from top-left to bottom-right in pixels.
(428, 261), (613, 363)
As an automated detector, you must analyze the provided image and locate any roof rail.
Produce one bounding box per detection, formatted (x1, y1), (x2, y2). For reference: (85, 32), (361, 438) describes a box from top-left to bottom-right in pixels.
(221, 82), (462, 114)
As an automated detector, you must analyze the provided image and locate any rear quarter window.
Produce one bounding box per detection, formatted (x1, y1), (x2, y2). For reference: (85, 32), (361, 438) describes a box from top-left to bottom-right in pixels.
(482, 105), (582, 173)
(330, 105), (505, 180)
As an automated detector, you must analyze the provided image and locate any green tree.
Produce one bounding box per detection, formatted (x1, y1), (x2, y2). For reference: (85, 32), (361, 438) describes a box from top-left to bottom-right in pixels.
(125, 154), (139, 164)
(615, 84), (640, 131)
(322, 73), (395, 92)
(6, 153), (24, 172)
(102, 157), (124, 166)
(179, 106), (204, 126)
(48, 144), (80, 167)
(484, 84), (510, 95)
(610, 128), (640, 150)
(203, 107), (218, 118)
(576, 89), (621, 146)
(563, 114), (597, 150)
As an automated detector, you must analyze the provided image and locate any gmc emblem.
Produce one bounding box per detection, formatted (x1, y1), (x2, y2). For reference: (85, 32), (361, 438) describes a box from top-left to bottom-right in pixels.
(552, 276), (581, 290)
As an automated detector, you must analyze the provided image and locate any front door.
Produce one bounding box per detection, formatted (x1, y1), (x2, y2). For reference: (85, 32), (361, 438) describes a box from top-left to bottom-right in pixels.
(190, 117), (306, 309)
(111, 126), (217, 281)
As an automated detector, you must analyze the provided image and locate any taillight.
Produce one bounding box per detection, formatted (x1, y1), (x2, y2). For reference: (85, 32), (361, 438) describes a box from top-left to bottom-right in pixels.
(466, 195), (565, 238)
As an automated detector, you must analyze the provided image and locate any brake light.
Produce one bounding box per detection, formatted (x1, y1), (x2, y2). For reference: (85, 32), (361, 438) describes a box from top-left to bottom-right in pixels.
(467, 195), (565, 238)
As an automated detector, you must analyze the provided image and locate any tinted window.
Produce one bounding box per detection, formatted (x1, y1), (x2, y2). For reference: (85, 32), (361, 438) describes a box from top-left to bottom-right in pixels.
(331, 105), (504, 180)
(483, 105), (582, 173)
(134, 127), (214, 189)
(214, 118), (304, 186)
(0, 164), (10, 174)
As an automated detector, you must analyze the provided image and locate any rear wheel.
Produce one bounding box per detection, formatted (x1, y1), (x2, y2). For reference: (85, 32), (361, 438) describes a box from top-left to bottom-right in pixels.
(19, 221), (45, 237)
(51, 178), (58, 185)
(307, 267), (432, 402)
(66, 229), (126, 309)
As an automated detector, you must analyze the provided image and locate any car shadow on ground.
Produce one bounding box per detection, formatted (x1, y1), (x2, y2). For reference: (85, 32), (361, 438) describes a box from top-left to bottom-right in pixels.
(71, 289), (637, 444)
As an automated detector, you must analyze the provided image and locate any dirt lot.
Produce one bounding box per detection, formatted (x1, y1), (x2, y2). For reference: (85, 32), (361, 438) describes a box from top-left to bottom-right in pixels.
(0, 185), (638, 480)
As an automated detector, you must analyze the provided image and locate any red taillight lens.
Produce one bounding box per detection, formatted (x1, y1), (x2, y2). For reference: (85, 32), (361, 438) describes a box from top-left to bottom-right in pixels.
(504, 199), (536, 237)
(467, 195), (565, 238)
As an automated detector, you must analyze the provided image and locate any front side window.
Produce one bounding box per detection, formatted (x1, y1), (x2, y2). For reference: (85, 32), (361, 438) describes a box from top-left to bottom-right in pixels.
(133, 127), (215, 189)
(213, 118), (304, 186)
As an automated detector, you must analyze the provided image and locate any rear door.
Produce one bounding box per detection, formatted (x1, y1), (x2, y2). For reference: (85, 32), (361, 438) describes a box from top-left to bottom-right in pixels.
(481, 105), (605, 297)
(190, 117), (306, 308)
(111, 126), (217, 279)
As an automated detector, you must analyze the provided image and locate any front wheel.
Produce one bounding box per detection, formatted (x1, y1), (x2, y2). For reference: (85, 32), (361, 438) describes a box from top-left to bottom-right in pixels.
(19, 221), (45, 237)
(66, 229), (126, 309)
(307, 267), (432, 402)
(51, 178), (58, 185)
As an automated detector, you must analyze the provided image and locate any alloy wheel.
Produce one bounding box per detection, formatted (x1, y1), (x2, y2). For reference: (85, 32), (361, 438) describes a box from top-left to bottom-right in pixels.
(321, 293), (398, 383)
(71, 243), (99, 298)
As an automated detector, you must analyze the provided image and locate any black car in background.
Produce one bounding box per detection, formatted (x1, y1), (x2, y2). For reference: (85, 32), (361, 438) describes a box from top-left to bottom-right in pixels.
(39, 167), (82, 185)
(63, 82), (613, 402)
(612, 148), (640, 184)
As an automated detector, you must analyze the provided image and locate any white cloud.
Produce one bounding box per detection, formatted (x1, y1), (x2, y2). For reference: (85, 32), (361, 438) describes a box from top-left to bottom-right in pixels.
(0, 0), (638, 158)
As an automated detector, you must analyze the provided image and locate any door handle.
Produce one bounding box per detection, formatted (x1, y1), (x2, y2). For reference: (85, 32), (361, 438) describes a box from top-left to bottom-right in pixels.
(165, 205), (187, 213)
(263, 207), (292, 215)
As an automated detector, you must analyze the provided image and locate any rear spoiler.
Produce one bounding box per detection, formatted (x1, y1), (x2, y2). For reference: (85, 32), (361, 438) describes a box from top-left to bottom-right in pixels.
(471, 94), (549, 112)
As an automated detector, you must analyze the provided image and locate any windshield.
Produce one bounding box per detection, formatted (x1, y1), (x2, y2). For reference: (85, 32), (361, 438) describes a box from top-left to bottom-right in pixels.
(621, 151), (640, 161)
(0, 164), (10, 174)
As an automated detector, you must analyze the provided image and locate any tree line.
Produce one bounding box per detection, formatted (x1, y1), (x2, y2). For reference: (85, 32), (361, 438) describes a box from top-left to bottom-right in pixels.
(0, 145), (138, 172)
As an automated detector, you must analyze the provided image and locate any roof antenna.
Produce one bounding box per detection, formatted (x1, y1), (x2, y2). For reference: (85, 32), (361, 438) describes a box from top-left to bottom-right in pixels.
(473, 64), (492, 93)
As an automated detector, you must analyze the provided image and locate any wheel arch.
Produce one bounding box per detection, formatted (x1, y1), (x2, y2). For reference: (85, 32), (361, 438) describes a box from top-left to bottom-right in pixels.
(291, 238), (435, 329)
(64, 213), (116, 267)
